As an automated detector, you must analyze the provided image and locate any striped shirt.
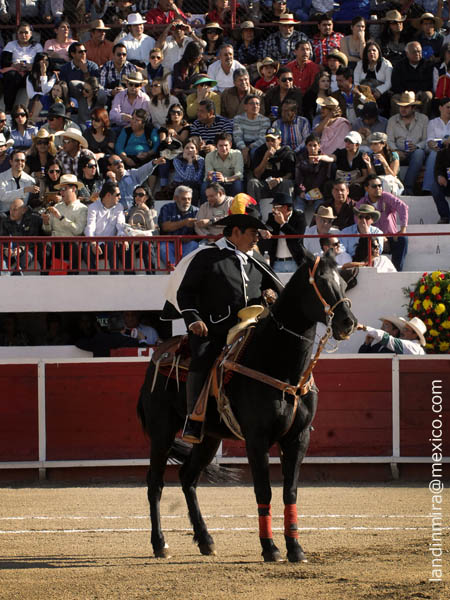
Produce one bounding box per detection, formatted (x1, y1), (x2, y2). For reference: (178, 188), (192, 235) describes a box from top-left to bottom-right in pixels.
(190, 115), (233, 145)
(233, 114), (271, 151)
(273, 116), (311, 153)
(99, 60), (137, 93)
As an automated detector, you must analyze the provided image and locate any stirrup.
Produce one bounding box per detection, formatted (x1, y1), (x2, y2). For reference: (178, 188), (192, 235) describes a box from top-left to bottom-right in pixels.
(182, 416), (203, 444)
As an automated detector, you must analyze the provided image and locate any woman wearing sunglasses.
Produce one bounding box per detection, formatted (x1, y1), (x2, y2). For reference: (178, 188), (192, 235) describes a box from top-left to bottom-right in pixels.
(125, 185), (159, 274)
(75, 77), (108, 129)
(25, 129), (57, 179)
(83, 108), (116, 165)
(10, 104), (38, 151)
(77, 155), (103, 201)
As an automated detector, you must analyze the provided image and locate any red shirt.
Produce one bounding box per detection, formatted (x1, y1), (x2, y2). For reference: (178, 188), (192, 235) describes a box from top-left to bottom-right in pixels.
(146, 7), (187, 24)
(254, 76), (278, 92)
(286, 59), (320, 94)
(312, 32), (344, 66)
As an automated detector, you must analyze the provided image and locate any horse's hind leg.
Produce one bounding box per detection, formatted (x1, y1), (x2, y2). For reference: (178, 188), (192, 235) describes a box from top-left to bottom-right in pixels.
(179, 435), (221, 556)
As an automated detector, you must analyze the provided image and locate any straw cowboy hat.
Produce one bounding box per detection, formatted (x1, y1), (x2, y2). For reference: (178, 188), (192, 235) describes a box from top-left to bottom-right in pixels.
(383, 9), (406, 22)
(313, 206), (335, 220)
(0, 133), (14, 149)
(395, 91), (422, 106)
(55, 127), (88, 148)
(257, 57), (280, 76)
(276, 14), (301, 25)
(353, 203), (381, 223)
(400, 317), (427, 346)
(54, 173), (84, 190)
(126, 13), (147, 26)
(379, 316), (405, 331)
(327, 49), (348, 67)
(316, 96), (340, 108)
(90, 19), (110, 30)
(202, 22), (224, 33)
(32, 128), (54, 144)
(412, 12), (443, 31)
(123, 71), (148, 85)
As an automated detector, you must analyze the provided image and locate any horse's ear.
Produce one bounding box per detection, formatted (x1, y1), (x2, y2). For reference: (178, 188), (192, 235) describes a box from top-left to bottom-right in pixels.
(296, 242), (316, 266)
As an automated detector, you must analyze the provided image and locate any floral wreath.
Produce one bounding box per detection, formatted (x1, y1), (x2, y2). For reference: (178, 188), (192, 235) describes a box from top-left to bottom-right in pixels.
(405, 271), (450, 354)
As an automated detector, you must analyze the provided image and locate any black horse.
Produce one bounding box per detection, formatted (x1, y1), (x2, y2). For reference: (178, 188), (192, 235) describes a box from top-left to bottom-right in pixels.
(137, 246), (357, 562)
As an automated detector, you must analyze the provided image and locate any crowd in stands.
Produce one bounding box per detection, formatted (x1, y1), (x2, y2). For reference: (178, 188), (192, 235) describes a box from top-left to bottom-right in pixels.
(0, 0), (449, 277)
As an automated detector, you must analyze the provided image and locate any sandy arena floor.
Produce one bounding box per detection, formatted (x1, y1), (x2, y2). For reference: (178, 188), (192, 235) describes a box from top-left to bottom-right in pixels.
(0, 483), (448, 600)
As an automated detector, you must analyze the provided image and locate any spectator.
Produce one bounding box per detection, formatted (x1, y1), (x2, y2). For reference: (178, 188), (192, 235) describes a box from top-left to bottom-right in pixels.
(286, 39), (320, 94)
(56, 128), (95, 175)
(194, 182), (233, 237)
(353, 41), (393, 112)
(26, 53), (57, 123)
(433, 42), (450, 92)
(311, 13), (344, 66)
(260, 192), (306, 272)
(378, 10), (407, 67)
(319, 235), (352, 267)
(157, 185), (199, 266)
(258, 13), (308, 64)
(255, 57), (280, 92)
(303, 205), (339, 256)
(431, 143), (450, 223)
(412, 13), (444, 61)
(295, 133), (334, 211)
(332, 66), (376, 126)
(386, 91), (429, 196)
(83, 107), (116, 164)
(9, 104), (37, 151)
(357, 317), (426, 355)
(190, 99), (233, 151)
(155, 19), (205, 72)
(1, 21), (43, 113)
(207, 44), (245, 92)
(221, 68), (263, 119)
(263, 66), (303, 118)
(361, 132), (402, 196)
(233, 95), (271, 165)
(0, 111), (11, 143)
(351, 235), (397, 272)
(236, 20), (259, 69)
(326, 49), (348, 93)
(99, 43), (137, 98)
(0, 134), (14, 174)
(273, 99), (310, 152)
(172, 42), (207, 98)
(1, 198), (45, 274)
(75, 77), (109, 129)
(357, 174), (408, 271)
(146, 47), (170, 85)
(38, 82), (73, 126)
(25, 129), (57, 180)
(109, 71), (151, 127)
(0, 150), (38, 213)
(85, 20), (113, 68)
(313, 96), (351, 155)
(320, 178), (356, 230)
(42, 173), (88, 274)
(40, 159), (63, 197)
(146, 0), (187, 25)
(358, 316), (403, 353)
(59, 42), (100, 93)
(340, 202), (384, 259)
(125, 185), (158, 273)
(302, 69), (332, 124)
(247, 126), (295, 201)
(354, 102), (387, 152)
(118, 13), (155, 68)
(201, 22), (224, 66)
(207, 0), (233, 26)
(173, 139), (205, 202)
(423, 97), (450, 193)
(120, 311), (160, 345)
(147, 76), (179, 129)
(105, 153), (162, 211)
(84, 180), (127, 274)
(340, 16), (366, 69)
(391, 42), (434, 114)
(43, 20), (75, 64)
(332, 131), (368, 195)
(186, 75), (221, 121)
(204, 132), (244, 197)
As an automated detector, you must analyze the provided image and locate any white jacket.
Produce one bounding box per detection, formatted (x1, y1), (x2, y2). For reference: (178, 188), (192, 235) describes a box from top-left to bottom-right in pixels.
(353, 58), (393, 96)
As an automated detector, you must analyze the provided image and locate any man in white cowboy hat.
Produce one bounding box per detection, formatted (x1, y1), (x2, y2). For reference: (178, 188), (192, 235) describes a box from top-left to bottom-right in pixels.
(85, 20), (113, 68)
(99, 43), (137, 98)
(55, 128), (95, 175)
(207, 44), (245, 93)
(109, 71), (151, 127)
(358, 317), (426, 355)
(156, 18), (205, 70)
(358, 316), (404, 353)
(118, 13), (156, 66)
(413, 12), (444, 61)
(0, 150), (38, 213)
(303, 205), (341, 256)
(391, 42), (434, 113)
(386, 91), (428, 196)
(340, 203), (384, 259)
(286, 39), (319, 94)
(0, 133), (14, 174)
(145, 0), (187, 25)
(258, 13), (308, 65)
(42, 174), (88, 273)
(312, 13), (344, 66)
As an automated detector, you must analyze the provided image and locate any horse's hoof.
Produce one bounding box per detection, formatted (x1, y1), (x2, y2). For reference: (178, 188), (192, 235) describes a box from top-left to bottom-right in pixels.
(262, 549), (283, 562)
(199, 542), (216, 556)
(287, 549), (307, 563)
(154, 545), (171, 559)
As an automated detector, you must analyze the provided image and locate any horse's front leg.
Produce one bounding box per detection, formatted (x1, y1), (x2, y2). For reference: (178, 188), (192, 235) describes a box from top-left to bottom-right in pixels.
(179, 435), (221, 555)
(246, 437), (282, 562)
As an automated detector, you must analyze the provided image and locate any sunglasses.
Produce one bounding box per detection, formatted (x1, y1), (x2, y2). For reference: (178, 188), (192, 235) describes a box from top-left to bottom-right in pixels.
(112, 192), (121, 197)
(0, 119), (6, 123)
(36, 139), (49, 144)
(170, 110), (182, 115)
(77, 49), (87, 54)
(357, 214), (373, 220)
(86, 163), (96, 168)
(151, 83), (161, 87)
(48, 169), (61, 174)
(134, 191), (147, 197)
(280, 77), (293, 82)
(128, 82), (141, 87)
(92, 117), (101, 122)
(115, 52), (127, 57)
(110, 160), (123, 167)
(369, 183), (382, 188)
(48, 116), (59, 121)
(15, 113), (27, 117)
(150, 55), (162, 59)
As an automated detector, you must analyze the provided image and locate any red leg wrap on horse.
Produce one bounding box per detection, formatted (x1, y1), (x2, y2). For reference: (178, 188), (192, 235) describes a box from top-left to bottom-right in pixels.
(284, 504), (298, 538)
(257, 504), (272, 539)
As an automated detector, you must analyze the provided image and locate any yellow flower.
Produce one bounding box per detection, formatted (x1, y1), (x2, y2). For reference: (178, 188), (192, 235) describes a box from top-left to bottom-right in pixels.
(435, 304), (446, 316)
(447, 284), (450, 292)
(442, 320), (450, 329)
(420, 285), (426, 294)
(413, 299), (421, 310)
(431, 286), (441, 295)
(430, 329), (439, 337)
(427, 318), (434, 326)
(431, 271), (442, 281)
(423, 299), (433, 310)
(426, 343), (434, 350)
(439, 342), (450, 352)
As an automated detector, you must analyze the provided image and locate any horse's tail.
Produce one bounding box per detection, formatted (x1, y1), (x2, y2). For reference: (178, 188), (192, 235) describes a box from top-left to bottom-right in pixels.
(169, 439), (241, 484)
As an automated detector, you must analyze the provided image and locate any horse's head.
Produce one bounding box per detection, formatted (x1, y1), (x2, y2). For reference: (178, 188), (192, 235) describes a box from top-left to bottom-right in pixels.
(287, 245), (358, 341)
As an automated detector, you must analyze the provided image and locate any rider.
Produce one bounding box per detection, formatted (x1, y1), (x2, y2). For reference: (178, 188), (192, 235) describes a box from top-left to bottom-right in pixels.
(161, 213), (283, 443)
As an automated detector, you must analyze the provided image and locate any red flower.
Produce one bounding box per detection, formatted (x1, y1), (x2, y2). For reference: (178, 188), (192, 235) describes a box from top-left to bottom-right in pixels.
(409, 291), (415, 298)
(440, 273), (445, 279)
(436, 295), (442, 300)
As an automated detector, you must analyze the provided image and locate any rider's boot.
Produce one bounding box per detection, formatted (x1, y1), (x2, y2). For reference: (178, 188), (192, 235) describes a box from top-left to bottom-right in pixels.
(182, 371), (205, 444)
